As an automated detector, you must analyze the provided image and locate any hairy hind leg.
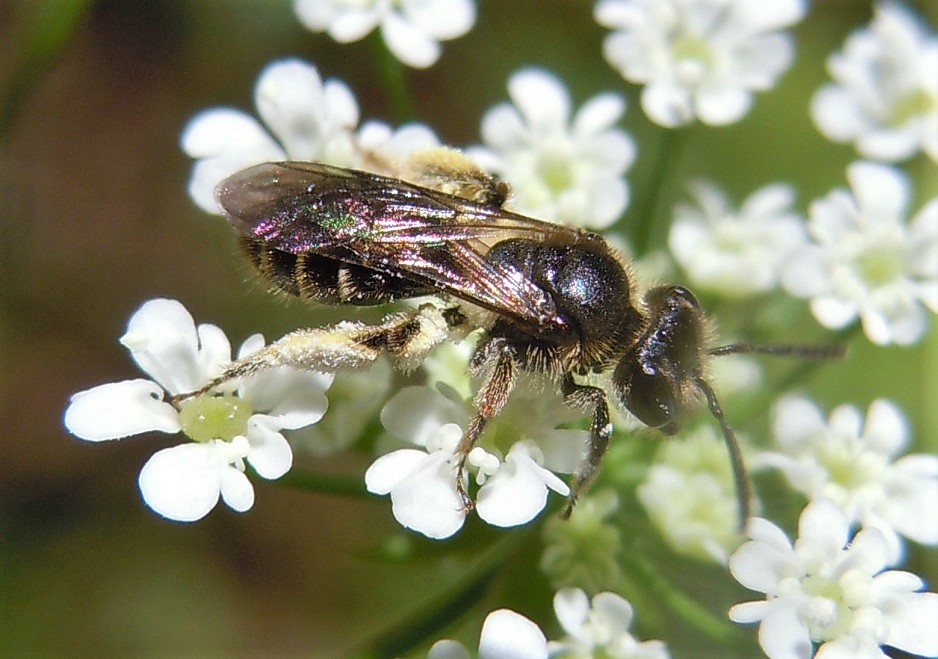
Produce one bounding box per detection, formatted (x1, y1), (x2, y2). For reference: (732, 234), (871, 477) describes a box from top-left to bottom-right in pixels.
(170, 304), (455, 405)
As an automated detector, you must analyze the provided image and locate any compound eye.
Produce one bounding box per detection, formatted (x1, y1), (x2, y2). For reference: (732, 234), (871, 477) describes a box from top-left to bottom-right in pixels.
(614, 360), (681, 434)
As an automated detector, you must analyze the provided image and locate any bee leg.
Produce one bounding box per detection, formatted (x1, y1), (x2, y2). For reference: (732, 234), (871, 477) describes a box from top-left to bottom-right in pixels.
(170, 304), (454, 405)
(560, 374), (613, 519)
(453, 339), (518, 510)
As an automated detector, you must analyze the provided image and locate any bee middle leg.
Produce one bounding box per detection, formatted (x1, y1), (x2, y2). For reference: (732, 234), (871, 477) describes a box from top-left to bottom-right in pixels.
(560, 374), (613, 519)
(453, 338), (518, 509)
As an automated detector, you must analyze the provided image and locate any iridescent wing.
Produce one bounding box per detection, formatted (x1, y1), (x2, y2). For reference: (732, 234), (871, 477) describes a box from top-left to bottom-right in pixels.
(216, 161), (593, 330)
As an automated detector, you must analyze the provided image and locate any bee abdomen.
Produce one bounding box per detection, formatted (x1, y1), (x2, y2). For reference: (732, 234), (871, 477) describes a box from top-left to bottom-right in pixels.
(239, 236), (433, 306)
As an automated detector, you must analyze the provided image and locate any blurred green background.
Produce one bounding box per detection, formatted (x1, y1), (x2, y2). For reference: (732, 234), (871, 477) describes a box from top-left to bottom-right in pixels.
(0, 0), (935, 655)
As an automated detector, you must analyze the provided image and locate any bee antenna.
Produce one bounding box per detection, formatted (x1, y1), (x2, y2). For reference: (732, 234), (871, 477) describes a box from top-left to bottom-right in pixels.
(708, 342), (846, 360)
(694, 376), (751, 532)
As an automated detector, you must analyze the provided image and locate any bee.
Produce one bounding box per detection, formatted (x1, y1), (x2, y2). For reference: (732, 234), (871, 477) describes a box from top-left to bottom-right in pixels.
(178, 150), (842, 524)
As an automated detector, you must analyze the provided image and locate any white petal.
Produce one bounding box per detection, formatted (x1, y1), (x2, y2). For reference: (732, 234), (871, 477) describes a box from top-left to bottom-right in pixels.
(364, 449), (429, 495)
(403, 0), (475, 40)
(507, 69), (570, 128)
(241, 368), (331, 426)
(476, 446), (566, 528)
(729, 536), (795, 593)
(380, 386), (466, 447)
(846, 162), (909, 221)
(121, 299), (222, 393)
(138, 443), (225, 522)
(553, 587), (590, 636)
(696, 86), (752, 126)
(326, 9), (381, 42)
(219, 467), (255, 512)
(381, 11), (441, 68)
(592, 591), (635, 636)
(65, 380), (180, 441)
(245, 419), (294, 479)
(798, 500), (849, 555)
(880, 591), (938, 656)
(573, 93), (625, 135)
(811, 296), (859, 330)
(641, 82), (694, 127)
(758, 603), (813, 659)
(180, 108), (280, 159)
(728, 600), (769, 624)
(428, 640), (471, 659)
(862, 399), (908, 457)
(478, 609), (548, 659)
(388, 452), (466, 539)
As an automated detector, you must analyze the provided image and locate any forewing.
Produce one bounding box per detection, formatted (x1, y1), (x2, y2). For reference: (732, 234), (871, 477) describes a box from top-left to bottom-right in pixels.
(216, 162), (575, 327)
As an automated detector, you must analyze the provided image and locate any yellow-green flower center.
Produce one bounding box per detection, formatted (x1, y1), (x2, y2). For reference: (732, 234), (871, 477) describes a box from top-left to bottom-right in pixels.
(857, 244), (902, 288)
(887, 88), (936, 126)
(538, 153), (574, 192)
(800, 575), (854, 641)
(179, 395), (253, 442)
(672, 35), (713, 69)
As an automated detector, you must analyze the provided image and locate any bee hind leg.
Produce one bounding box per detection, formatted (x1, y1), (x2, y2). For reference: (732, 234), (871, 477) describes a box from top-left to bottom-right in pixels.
(454, 339), (518, 510)
(170, 304), (457, 405)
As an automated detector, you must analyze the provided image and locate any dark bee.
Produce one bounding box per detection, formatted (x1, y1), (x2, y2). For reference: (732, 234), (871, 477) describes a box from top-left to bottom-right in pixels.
(181, 155), (842, 524)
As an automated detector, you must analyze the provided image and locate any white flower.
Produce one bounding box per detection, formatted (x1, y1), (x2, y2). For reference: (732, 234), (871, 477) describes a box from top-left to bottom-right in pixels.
(781, 161), (938, 345)
(181, 59), (360, 213)
(595, 0), (806, 127)
(668, 180), (807, 297)
(293, 0), (475, 69)
(429, 608), (548, 659)
(810, 3), (938, 162)
(548, 588), (670, 659)
(729, 499), (938, 659)
(467, 68), (635, 229)
(637, 425), (744, 564)
(364, 384), (582, 539)
(759, 395), (938, 563)
(64, 299), (332, 522)
(356, 120), (441, 167)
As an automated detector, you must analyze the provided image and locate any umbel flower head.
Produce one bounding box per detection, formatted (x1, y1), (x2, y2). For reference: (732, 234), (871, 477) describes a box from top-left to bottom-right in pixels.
(64, 299), (332, 521)
(293, 0), (476, 69)
(729, 499), (938, 659)
(668, 180), (806, 298)
(811, 2), (938, 162)
(467, 67), (635, 230)
(595, 0), (807, 126)
(365, 383), (584, 539)
(781, 161), (938, 346)
(760, 395), (937, 563)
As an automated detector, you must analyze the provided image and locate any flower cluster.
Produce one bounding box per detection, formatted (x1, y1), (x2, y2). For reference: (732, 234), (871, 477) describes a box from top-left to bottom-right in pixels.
(760, 395), (937, 563)
(781, 161), (937, 346)
(595, 0), (807, 126)
(729, 500), (938, 659)
(64, 299), (332, 521)
(293, 0), (476, 68)
(810, 3), (938, 163)
(430, 588), (669, 659)
(365, 382), (585, 539)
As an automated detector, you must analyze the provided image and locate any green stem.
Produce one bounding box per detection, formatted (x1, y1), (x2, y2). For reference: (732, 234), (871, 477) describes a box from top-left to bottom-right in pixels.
(631, 127), (689, 255)
(617, 550), (750, 649)
(368, 32), (417, 124)
(275, 467), (370, 498)
(356, 526), (535, 657)
(0, 0), (89, 142)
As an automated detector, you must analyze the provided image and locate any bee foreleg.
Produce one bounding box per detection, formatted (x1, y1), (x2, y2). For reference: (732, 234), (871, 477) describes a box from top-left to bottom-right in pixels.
(454, 339), (518, 510)
(170, 304), (454, 404)
(560, 374), (613, 519)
